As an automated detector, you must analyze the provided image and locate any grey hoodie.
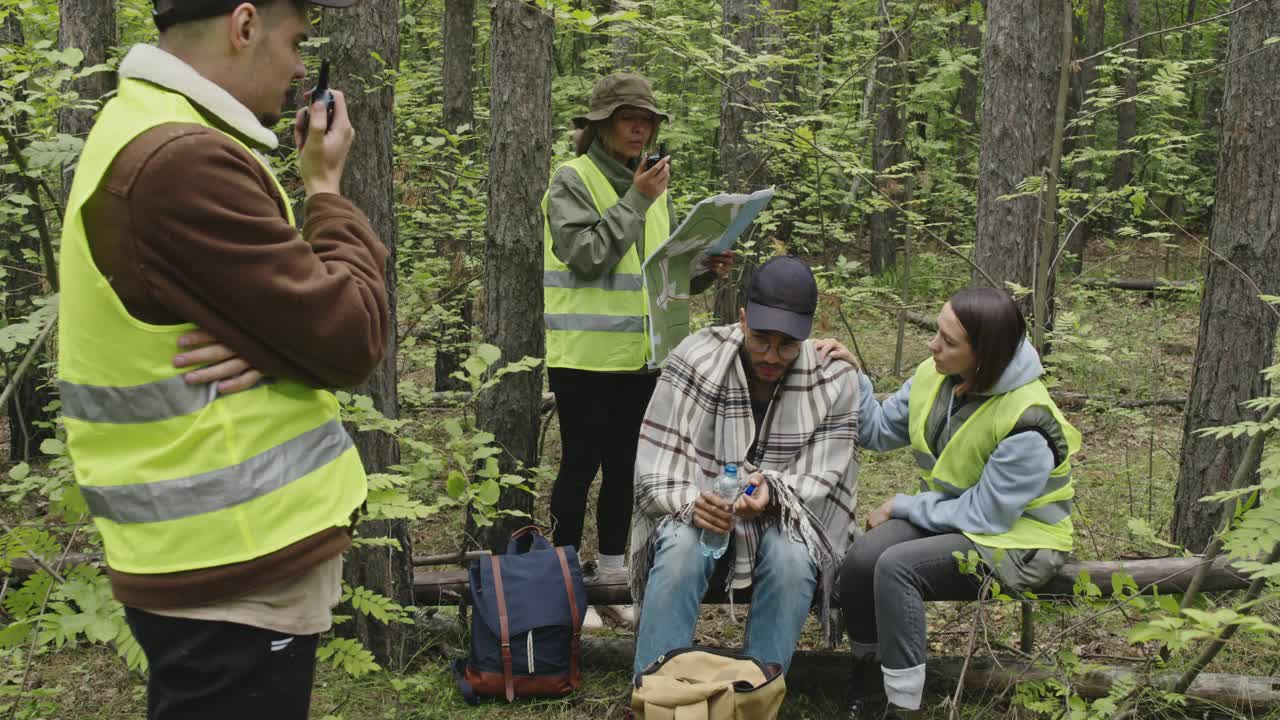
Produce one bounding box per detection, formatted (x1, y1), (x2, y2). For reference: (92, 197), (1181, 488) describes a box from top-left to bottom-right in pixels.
(855, 339), (1058, 536)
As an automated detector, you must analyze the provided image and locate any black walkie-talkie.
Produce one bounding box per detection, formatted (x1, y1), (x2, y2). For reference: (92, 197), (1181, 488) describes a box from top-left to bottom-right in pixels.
(300, 60), (336, 144)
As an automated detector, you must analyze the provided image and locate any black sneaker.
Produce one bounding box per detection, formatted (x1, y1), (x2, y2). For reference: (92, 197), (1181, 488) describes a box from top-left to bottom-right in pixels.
(845, 657), (884, 719)
(881, 705), (922, 720)
(846, 695), (884, 720)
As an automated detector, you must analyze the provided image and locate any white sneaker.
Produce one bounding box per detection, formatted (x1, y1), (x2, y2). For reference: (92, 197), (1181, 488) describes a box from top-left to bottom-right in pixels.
(581, 605), (603, 630)
(596, 604), (636, 628)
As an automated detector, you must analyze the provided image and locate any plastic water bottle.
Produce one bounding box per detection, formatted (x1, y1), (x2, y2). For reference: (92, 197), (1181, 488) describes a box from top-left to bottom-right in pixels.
(700, 464), (743, 559)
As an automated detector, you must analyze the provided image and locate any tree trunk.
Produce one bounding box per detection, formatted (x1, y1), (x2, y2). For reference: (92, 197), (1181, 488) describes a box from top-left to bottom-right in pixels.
(869, 0), (909, 276)
(319, 3), (412, 666)
(1063, 0), (1107, 275)
(612, 0), (638, 68)
(434, 0), (477, 392)
(57, 0), (115, 199)
(714, 0), (785, 324)
(1173, 0), (1280, 553)
(952, 0), (980, 129)
(971, 0), (1061, 310)
(1111, 0), (1141, 190)
(471, 0), (552, 553)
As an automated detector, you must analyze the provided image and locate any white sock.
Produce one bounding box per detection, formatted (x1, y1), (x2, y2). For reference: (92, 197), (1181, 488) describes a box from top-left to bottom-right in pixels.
(597, 554), (625, 572)
(882, 664), (926, 710)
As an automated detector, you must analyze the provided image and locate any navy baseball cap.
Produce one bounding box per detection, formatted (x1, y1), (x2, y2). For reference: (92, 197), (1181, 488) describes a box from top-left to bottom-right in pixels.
(745, 256), (818, 340)
(153, 0), (360, 30)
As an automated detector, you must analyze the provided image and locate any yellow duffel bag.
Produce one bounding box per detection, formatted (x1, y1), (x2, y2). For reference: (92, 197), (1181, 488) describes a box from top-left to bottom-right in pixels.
(630, 647), (786, 720)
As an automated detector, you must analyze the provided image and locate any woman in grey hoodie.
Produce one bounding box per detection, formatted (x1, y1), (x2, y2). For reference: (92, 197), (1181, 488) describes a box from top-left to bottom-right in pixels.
(840, 287), (1082, 719)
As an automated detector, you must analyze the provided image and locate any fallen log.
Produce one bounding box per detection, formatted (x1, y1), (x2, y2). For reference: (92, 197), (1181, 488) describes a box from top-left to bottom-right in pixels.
(1077, 278), (1195, 292)
(416, 615), (1279, 712)
(1049, 392), (1186, 410)
(412, 550), (491, 567)
(412, 555), (1251, 606)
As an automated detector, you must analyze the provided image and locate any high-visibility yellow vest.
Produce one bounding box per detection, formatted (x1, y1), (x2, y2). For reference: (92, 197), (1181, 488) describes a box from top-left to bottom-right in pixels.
(907, 359), (1080, 552)
(542, 155), (669, 371)
(57, 77), (367, 575)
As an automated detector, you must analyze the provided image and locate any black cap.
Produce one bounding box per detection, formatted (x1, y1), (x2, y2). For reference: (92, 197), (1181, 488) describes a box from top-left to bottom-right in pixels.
(153, 0), (360, 31)
(745, 256), (818, 341)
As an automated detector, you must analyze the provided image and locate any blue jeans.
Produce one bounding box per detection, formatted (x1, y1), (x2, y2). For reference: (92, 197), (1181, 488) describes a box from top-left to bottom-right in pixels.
(632, 521), (817, 676)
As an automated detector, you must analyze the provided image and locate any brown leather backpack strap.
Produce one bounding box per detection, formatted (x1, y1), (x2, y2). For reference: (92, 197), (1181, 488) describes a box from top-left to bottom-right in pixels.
(490, 555), (514, 702)
(555, 547), (582, 686)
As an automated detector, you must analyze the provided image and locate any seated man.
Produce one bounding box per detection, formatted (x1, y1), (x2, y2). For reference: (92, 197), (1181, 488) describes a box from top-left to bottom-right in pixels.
(629, 256), (861, 676)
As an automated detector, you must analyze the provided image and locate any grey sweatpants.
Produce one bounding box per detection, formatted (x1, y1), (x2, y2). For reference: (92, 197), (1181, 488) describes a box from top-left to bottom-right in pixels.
(839, 519), (985, 669)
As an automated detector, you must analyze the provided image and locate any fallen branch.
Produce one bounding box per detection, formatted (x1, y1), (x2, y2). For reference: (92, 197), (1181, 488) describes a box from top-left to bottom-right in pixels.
(0, 313), (57, 413)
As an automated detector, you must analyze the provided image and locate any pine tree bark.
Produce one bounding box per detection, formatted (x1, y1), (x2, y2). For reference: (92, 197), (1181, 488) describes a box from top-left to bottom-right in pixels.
(57, 0), (115, 199)
(869, 0), (909, 276)
(434, 0), (477, 392)
(471, 0), (551, 553)
(1111, 0), (1140, 190)
(1172, 0), (1280, 553)
(319, 3), (412, 665)
(714, 0), (787, 323)
(972, 0), (1061, 311)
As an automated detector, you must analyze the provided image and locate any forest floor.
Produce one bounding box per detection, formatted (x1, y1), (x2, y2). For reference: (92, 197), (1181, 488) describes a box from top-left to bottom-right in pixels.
(16, 241), (1280, 719)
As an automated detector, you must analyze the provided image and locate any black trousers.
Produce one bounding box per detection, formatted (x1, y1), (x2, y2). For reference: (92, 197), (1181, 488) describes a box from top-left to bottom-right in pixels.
(548, 367), (658, 556)
(125, 607), (320, 720)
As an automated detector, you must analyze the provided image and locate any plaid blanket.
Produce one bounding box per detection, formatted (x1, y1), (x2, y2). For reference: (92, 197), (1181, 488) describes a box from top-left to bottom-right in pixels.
(630, 324), (861, 643)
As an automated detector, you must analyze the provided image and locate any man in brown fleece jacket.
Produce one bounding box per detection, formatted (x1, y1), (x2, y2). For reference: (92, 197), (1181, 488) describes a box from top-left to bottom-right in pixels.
(65, 1), (385, 717)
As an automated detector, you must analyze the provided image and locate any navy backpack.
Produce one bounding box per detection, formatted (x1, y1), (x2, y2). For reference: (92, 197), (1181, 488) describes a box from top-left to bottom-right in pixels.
(453, 527), (587, 703)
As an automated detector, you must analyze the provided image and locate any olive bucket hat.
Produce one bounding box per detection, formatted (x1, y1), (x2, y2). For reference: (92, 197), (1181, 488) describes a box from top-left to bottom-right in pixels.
(571, 73), (672, 129)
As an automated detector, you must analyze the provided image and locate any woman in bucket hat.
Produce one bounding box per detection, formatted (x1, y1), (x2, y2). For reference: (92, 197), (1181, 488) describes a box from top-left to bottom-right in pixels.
(542, 73), (732, 630)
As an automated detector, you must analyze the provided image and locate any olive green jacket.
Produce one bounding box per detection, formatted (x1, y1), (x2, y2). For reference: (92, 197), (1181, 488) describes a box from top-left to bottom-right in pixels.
(545, 141), (714, 296)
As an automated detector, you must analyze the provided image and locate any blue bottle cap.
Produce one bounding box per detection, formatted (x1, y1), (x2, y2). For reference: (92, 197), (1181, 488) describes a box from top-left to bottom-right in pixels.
(725, 463), (738, 476)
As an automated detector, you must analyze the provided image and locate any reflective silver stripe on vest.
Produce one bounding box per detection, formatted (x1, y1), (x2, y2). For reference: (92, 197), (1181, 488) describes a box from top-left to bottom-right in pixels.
(80, 419), (353, 524)
(543, 270), (643, 292)
(544, 313), (645, 333)
(1023, 500), (1073, 525)
(913, 450), (936, 471)
(60, 376), (219, 425)
(1042, 474), (1071, 494)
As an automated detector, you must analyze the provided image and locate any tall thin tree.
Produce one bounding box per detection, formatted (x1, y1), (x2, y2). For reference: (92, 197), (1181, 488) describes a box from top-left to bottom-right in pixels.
(319, 2), (412, 665)
(869, 0), (909, 276)
(1063, 0), (1107, 275)
(1172, 0), (1280, 552)
(952, 0), (980, 130)
(472, 0), (552, 553)
(1111, 0), (1141, 190)
(971, 0), (1061, 317)
(434, 0), (477, 392)
(715, 0), (789, 323)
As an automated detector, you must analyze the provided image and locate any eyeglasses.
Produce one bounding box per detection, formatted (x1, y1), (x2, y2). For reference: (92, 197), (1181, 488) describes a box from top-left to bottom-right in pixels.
(744, 334), (803, 360)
